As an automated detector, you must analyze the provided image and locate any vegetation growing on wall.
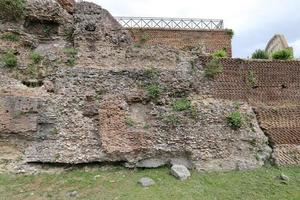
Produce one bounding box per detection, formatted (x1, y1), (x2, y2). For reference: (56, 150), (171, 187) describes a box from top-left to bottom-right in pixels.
(248, 70), (258, 88)
(2, 50), (17, 68)
(30, 52), (44, 64)
(213, 50), (227, 58)
(146, 84), (162, 100)
(0, 0), (25, 21)
(225, 29), (234, 38)
(252, 49), (269, 59)
(64, 48), (78, 66)
(227, 111), (244, 129)
(1, 32), (20, 42)
(272, 48), (294, 60)
(172, 98), (191, 111)
(204, 58), (223, 79)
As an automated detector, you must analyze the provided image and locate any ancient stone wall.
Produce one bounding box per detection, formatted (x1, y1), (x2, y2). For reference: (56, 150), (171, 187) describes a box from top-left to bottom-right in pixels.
(128, 28), (232, 56)
(199, 57), (300, 166)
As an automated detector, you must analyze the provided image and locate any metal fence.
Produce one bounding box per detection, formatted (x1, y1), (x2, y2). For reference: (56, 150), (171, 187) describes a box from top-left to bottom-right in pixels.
(115, 17), (224, 30)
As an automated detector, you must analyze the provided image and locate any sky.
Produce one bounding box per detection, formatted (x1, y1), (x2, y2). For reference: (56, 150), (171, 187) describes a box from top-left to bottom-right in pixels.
(87, 0), (300, 58)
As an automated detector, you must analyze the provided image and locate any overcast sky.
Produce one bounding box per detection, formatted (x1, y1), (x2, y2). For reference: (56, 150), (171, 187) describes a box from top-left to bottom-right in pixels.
(88, 0), (300, 58)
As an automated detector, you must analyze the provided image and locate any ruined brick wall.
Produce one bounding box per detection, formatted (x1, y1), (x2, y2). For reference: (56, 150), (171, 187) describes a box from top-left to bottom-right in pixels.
(127, 28), (232, 57)
(199, 57), (300, 165)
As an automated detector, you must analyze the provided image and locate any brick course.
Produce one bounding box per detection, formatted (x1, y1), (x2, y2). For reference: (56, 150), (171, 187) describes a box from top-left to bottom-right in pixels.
(128, 28), (232, 57)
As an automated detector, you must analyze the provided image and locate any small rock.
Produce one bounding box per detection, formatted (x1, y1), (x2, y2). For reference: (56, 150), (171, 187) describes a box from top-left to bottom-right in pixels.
(66, 191), (78, 198)
(279, 173), (289, 182)
(138, 177), (155, 187)
(171, 165), (191, 180)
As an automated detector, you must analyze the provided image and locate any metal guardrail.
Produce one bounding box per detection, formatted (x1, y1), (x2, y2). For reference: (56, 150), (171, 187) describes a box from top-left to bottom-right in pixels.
(115, 17), (224, 30)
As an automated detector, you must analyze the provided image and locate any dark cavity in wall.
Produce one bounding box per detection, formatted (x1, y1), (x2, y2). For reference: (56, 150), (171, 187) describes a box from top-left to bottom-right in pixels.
(22, 80), (44, 88)
(23, 18), (59, 38)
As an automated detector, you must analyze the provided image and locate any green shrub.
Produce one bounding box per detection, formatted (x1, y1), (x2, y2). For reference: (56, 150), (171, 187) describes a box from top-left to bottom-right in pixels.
(213, 50), (227, 58)
(64, 48), (78, 66)
(226, 29), (234, 38)
(146, 84), (162, 100)
(140, 33), (150, 44)
(1, 32), (20, 42)
(2, 51), (17, 68)
(251, 49), (269, 59)
(30, 52), (44, 64)
(0, 0), (25, 21)
(204, 58), (223, 78)
(272, 48), (294, 60)
(248, 70), (258, 88)
(125, 117), (135, 127)
(145, 67), (160, 79)
(172, 98), (191, 111)
(227, 111), (244, 129)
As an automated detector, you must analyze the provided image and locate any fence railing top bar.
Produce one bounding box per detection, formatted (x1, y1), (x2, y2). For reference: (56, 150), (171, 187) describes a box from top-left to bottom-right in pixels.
(115, 16), (223, 22)
(115, 16), (224, 30)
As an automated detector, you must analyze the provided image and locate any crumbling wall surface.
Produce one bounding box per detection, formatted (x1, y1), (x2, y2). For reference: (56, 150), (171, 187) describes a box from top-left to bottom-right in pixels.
(20, 67), (270, 172)
(199, 57), (300, 166)
(0, 1), (274, 173)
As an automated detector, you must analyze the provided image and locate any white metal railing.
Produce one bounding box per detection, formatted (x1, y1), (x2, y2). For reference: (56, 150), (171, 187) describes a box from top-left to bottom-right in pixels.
(115, 17), (224, 30)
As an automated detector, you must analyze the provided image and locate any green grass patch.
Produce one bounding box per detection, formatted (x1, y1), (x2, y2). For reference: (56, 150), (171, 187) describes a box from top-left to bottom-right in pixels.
(0, 0), (25, 21)
(227, 111), (244, 129)
(2, 50), (17, 68)
(146, 84), (162, 100)
(1, 32), (20, 42)
(212, 49), (227, 58)
(30, 52), (44, 64)
(0, 166), (299, 200)
(172, 98), (191, 111)
(204, 58), (223, 79)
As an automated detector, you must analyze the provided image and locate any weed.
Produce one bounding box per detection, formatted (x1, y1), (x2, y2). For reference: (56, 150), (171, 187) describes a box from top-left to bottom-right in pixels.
(146, 84), (162, 100)
(1, 32), (20, 42)
(143, 124), (151, 130)
(64, 48), (78, 66)
(213, 50), (227, 58)
(248, 70), (258, 88)
(139, 33), (150, 44)
(125, 117), (135, 127)
(172, 98), (191, 111)
(225, 29), (234, 38)
(145, 67), (160, 79)
(204, 58), (223, 79)
(227, 111), (244, 129)
(0, 0), (25, 21)
(30, 52), (44, 64)
(2, 51), (17, 68)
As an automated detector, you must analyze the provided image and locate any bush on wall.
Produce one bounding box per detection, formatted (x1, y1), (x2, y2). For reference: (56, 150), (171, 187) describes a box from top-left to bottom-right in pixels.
(251, 49), (269, 59)
(0, 0), (26, 21)
(213, 49), (227, 58)
(272, 48), (294, 60)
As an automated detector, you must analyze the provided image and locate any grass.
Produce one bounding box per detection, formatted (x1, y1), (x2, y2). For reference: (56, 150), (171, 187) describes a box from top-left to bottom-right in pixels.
(30, 52), (44, 64)
(2, 50), (17, 68)
(146, 84), (162, 100)
(204, 58), (223, 79)
(64, 48), (78, 66)
(0, 166), (299, 200)
(172, 98), (191, 111)
(1, 32), (20, 42)
(227, 111), (244, 129)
